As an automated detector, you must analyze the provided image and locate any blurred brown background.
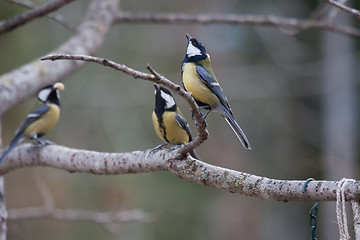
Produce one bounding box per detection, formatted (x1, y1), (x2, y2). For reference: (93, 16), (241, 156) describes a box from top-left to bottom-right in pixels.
(0, 0), (359, 239)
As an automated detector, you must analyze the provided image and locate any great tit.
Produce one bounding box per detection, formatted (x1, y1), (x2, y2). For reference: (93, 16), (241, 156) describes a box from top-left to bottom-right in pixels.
(152, 83), (199, 159)
(182, 34), (251, 150)
(0, 82), (65, 163)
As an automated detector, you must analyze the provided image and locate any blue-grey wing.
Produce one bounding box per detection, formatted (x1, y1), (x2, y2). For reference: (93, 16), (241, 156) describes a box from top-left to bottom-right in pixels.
(15, 104), (50, 135)
(175, 113), (192, 141)
(195, 65), (232, 113)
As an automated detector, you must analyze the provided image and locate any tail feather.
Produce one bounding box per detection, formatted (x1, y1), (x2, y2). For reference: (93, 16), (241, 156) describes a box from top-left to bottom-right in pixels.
(219, 106), (251, 150)
(0, 133), (24, 163)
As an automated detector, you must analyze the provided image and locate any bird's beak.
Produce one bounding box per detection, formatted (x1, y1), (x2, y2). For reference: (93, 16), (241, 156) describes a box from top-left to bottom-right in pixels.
(186, 33), (192, 42)
(53, 82), (65, 91)
(154, 83), (160, 91)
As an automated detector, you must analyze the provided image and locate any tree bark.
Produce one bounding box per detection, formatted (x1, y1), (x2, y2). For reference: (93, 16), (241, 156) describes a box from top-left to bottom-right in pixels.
(1, 144), (360, 202)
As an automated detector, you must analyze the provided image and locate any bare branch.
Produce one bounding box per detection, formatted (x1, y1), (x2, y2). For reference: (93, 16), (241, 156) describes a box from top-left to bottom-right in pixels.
(40, 54), (209, 159)
(326, 0), (349, 22)
(41, 54), (155, 81)
(1, 144), (360, 202)
(115, 12), (360, 38)
(323, 0), (360, 20)
(0, 0), (75, 35)
(5, 0), (76, 32)
(0, 0), (119, 116)
(8, 177), (156, 226)
(8, 207), (155, 223)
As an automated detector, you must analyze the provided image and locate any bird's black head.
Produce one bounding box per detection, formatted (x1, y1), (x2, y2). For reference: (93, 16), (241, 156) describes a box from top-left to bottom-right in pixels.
(37, 82), (64, 106)
(154, 84), (177, 114)
(183, 34), (208, 63)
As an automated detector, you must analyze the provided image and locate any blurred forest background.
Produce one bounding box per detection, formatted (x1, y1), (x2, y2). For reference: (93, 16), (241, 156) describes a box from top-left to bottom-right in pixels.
(0, 0), (359, 239)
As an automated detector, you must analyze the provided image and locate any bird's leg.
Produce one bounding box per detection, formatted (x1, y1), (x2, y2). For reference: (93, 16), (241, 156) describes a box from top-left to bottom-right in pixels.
(191, 106), (208, 119)
(36, 138), (55, 146)
(202, 109), (211, 119)
(168, 144), (184, 152)
(31, 135), (54, 146)
(193, 108), (210, 128)
(150, 143), (168, 154)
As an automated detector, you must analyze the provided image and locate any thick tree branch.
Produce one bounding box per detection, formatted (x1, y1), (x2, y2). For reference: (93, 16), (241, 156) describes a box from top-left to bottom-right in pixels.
(0, 0), (75, 35)
(1, 144), (360, 202)
(40, 54), (208, 159)
(324, 0), (360, 20)
(0, 0), (119, 116)
(115, 12), (360, 38)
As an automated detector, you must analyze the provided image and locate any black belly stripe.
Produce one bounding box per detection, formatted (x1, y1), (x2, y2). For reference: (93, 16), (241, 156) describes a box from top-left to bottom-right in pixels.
(158, 116), (169, 143)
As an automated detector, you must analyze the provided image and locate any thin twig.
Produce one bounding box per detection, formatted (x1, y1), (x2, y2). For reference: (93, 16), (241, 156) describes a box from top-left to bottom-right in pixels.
(40, 54), (209, 159)
(5, 0), (76, 32)
(115, 12), (360, 38)
(0, 0), (75, 35)
(324, 0), (360, 20)
(8, 179), (156, 225)
(8, 207), (155, 223)
(326, 0), (349, 22)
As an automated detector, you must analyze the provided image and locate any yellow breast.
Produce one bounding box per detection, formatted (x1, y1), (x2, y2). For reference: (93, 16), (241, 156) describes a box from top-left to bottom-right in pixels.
(182, 62), (219, 107)
(24, 104), (60, 137)
(152, 111), (190, 145)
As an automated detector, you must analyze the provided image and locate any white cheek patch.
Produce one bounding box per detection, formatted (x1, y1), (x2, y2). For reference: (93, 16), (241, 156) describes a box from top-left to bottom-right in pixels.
(160, 91), (176, 109)
(187, 42), (202, 57)
(38, 88), (51, 102)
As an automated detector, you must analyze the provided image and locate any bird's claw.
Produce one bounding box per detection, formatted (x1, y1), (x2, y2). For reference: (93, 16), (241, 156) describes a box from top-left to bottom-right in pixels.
(34, 138), (54, 146)
(168, 144), (183, 152)
(192, 108), (210, 128)
(150, 143), (167, 154)
(191, 110), (204, 120)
